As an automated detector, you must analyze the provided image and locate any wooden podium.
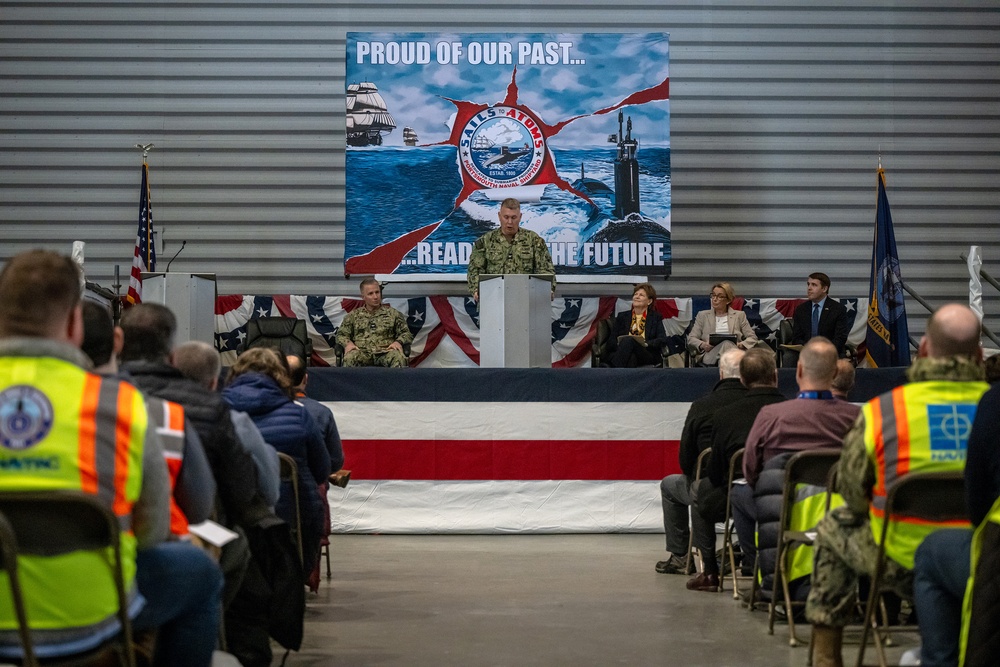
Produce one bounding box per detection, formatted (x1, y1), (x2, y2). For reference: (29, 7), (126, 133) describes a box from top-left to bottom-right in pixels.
(479, 273), (553, 368)
(141, 272), (217, 346)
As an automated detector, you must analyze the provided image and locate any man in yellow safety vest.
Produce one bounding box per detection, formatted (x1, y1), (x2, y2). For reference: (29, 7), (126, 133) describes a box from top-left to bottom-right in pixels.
(0, 250), (222, 667)
(805, 303), (989, 667)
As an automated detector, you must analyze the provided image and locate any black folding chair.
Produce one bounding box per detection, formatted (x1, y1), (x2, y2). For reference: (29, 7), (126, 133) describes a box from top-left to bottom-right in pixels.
(768, 448), (842, 647)
(684, 448), (712, 575)
(720, 448), (750, 598)
(278, 453), (304, 567)
(0, 491), (137, 667)
(0, 512), (35, 666)
(856, 471), (967, 667)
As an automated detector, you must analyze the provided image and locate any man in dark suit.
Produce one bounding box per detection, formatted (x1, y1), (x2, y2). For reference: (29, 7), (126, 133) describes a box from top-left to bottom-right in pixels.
(790, 272), (851, 355)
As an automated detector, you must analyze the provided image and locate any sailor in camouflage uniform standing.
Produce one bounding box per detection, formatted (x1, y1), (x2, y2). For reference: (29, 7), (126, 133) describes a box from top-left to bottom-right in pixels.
(336, 278), (413, 368)
(466, 198), (556, 303)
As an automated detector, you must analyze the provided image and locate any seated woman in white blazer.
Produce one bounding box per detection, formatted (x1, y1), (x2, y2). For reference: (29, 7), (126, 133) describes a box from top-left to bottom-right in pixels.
(687, 281), (759, 366)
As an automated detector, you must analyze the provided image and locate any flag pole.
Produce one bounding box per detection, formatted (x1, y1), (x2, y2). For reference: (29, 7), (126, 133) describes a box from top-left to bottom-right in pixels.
(135, 143), (154, 161)
(126, 144), (156, 304)
(134, 143), (155, 258)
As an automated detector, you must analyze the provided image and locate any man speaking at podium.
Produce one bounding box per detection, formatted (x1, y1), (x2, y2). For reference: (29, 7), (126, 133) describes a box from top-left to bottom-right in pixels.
(466, 198), (556, 304)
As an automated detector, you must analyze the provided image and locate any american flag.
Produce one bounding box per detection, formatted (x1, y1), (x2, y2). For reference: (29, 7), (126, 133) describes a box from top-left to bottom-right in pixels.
(126, 162), (155, 304)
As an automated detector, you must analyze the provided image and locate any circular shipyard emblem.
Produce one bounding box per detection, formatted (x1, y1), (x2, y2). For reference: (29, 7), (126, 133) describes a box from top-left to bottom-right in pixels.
(461, 105), (546, 188)
(0, 385), (54, 451)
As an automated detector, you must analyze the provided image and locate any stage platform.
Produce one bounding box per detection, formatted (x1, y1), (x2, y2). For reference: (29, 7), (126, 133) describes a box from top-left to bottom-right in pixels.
(311, 367), (906, 534)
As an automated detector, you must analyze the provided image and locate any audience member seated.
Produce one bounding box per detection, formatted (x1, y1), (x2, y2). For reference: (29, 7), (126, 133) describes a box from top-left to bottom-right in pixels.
(335, 278), (413, 368)
(120, 303), (272, 605)
(603, 283), (669, 368)
(286, 354), (345, 473)
(687, 282), (759, 366)
(912, 374), (1000, 666)
(685, 348), (786, 591)
(723, 338), (859, 599)
(222, 348), (330, 579)
(0, 251), (222, 667)
(286, 353), (344, 591)
(830, 358), (855, 400)
(805, 304), (989, 667)
(173, 340), (281, 509)
(656, 349), (746, 575)
(81, 301), (216, 540)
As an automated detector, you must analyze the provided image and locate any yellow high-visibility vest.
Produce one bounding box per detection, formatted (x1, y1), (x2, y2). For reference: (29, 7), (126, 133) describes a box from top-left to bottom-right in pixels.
(863, 380), (988, 569)
(0, 355), (146, 632)
(959, 496), (1000, 667)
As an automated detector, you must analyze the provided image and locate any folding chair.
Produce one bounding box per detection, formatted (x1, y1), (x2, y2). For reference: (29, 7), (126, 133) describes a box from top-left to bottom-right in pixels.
(684, 448), (712, 575)
(319, 469), (351, 581)
(0, 512), (35, 666)
(0, 491), (137, 667)
(720, 448), (751, 598)
(277, 453), (304, 567)
(856, 471), (967, 667)
(768, 448), (842, 647)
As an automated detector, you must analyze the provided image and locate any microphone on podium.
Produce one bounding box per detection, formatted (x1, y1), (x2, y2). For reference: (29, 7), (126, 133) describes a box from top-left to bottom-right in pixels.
(166, 240), (187, 272)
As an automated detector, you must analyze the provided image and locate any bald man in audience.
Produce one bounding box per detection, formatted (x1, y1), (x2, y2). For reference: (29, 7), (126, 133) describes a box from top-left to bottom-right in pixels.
(831, 358), (856, 400)
(807, 304), (989, 667)
(708, 338), (859, 594)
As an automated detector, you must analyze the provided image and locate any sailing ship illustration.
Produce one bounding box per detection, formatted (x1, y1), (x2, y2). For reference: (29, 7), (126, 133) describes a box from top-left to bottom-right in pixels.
(346, 82), (396, 146)
(403, 127), (419, 146)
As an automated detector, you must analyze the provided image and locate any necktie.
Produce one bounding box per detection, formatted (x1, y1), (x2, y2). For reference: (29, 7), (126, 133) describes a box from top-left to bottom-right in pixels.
(811, 303), (820, 337)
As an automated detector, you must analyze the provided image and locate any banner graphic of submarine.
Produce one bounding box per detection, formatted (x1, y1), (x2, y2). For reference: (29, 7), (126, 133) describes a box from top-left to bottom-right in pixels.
(344, 33), (670, 278)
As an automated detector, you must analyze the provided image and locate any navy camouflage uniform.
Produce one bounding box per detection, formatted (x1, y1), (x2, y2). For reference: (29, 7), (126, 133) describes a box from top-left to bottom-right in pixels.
(466, 228), (556, 297)
(335, 305), (413, 368)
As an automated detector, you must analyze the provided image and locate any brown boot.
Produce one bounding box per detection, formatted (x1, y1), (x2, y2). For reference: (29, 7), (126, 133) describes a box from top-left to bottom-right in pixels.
(811, 624), (844, 667)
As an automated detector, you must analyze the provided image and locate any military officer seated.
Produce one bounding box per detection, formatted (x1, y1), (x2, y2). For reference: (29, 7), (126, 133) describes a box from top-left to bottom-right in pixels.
(334, 278), (413, 368)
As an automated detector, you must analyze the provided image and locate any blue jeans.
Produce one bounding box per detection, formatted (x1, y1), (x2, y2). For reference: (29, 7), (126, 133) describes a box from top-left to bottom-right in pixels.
(133, 541), (224, 667)
(913, 528), (973, 667)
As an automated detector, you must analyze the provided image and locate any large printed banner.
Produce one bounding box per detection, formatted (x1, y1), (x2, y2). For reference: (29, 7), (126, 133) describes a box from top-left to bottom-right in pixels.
(344, 33), (671, 278)
(215, 295), (869, 369)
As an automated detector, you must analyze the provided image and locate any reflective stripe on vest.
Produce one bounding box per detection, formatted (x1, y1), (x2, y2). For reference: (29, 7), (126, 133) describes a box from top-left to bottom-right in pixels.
(0, 356), (146, 633)
(148, 398), (188, 536)
(863, 380), (988, 569)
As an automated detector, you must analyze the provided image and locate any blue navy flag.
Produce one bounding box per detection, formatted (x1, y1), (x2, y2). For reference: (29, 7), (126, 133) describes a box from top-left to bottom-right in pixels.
(127, 162), (155, 304)
(865, 168), (910, 367)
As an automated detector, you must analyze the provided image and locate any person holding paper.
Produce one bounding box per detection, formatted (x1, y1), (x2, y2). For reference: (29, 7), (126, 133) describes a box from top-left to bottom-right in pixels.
(603, 283), (668, 368)
(687, 281), (759, 366)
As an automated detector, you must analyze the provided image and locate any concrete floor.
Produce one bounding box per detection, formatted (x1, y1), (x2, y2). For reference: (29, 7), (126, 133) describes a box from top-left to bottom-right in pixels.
(286, 534), (918, 667)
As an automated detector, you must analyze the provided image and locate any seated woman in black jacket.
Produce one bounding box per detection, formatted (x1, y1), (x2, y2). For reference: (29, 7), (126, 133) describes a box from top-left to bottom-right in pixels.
(604, 283), (669, 367)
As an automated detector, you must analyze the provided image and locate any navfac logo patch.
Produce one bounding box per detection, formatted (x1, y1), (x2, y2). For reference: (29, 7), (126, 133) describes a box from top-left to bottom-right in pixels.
(927, 403), (977, 461)
(0, 385), (54, 451)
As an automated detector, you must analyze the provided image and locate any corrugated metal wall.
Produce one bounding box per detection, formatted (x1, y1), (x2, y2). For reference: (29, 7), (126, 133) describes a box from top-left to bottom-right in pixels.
(2, 1), (998, 337)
